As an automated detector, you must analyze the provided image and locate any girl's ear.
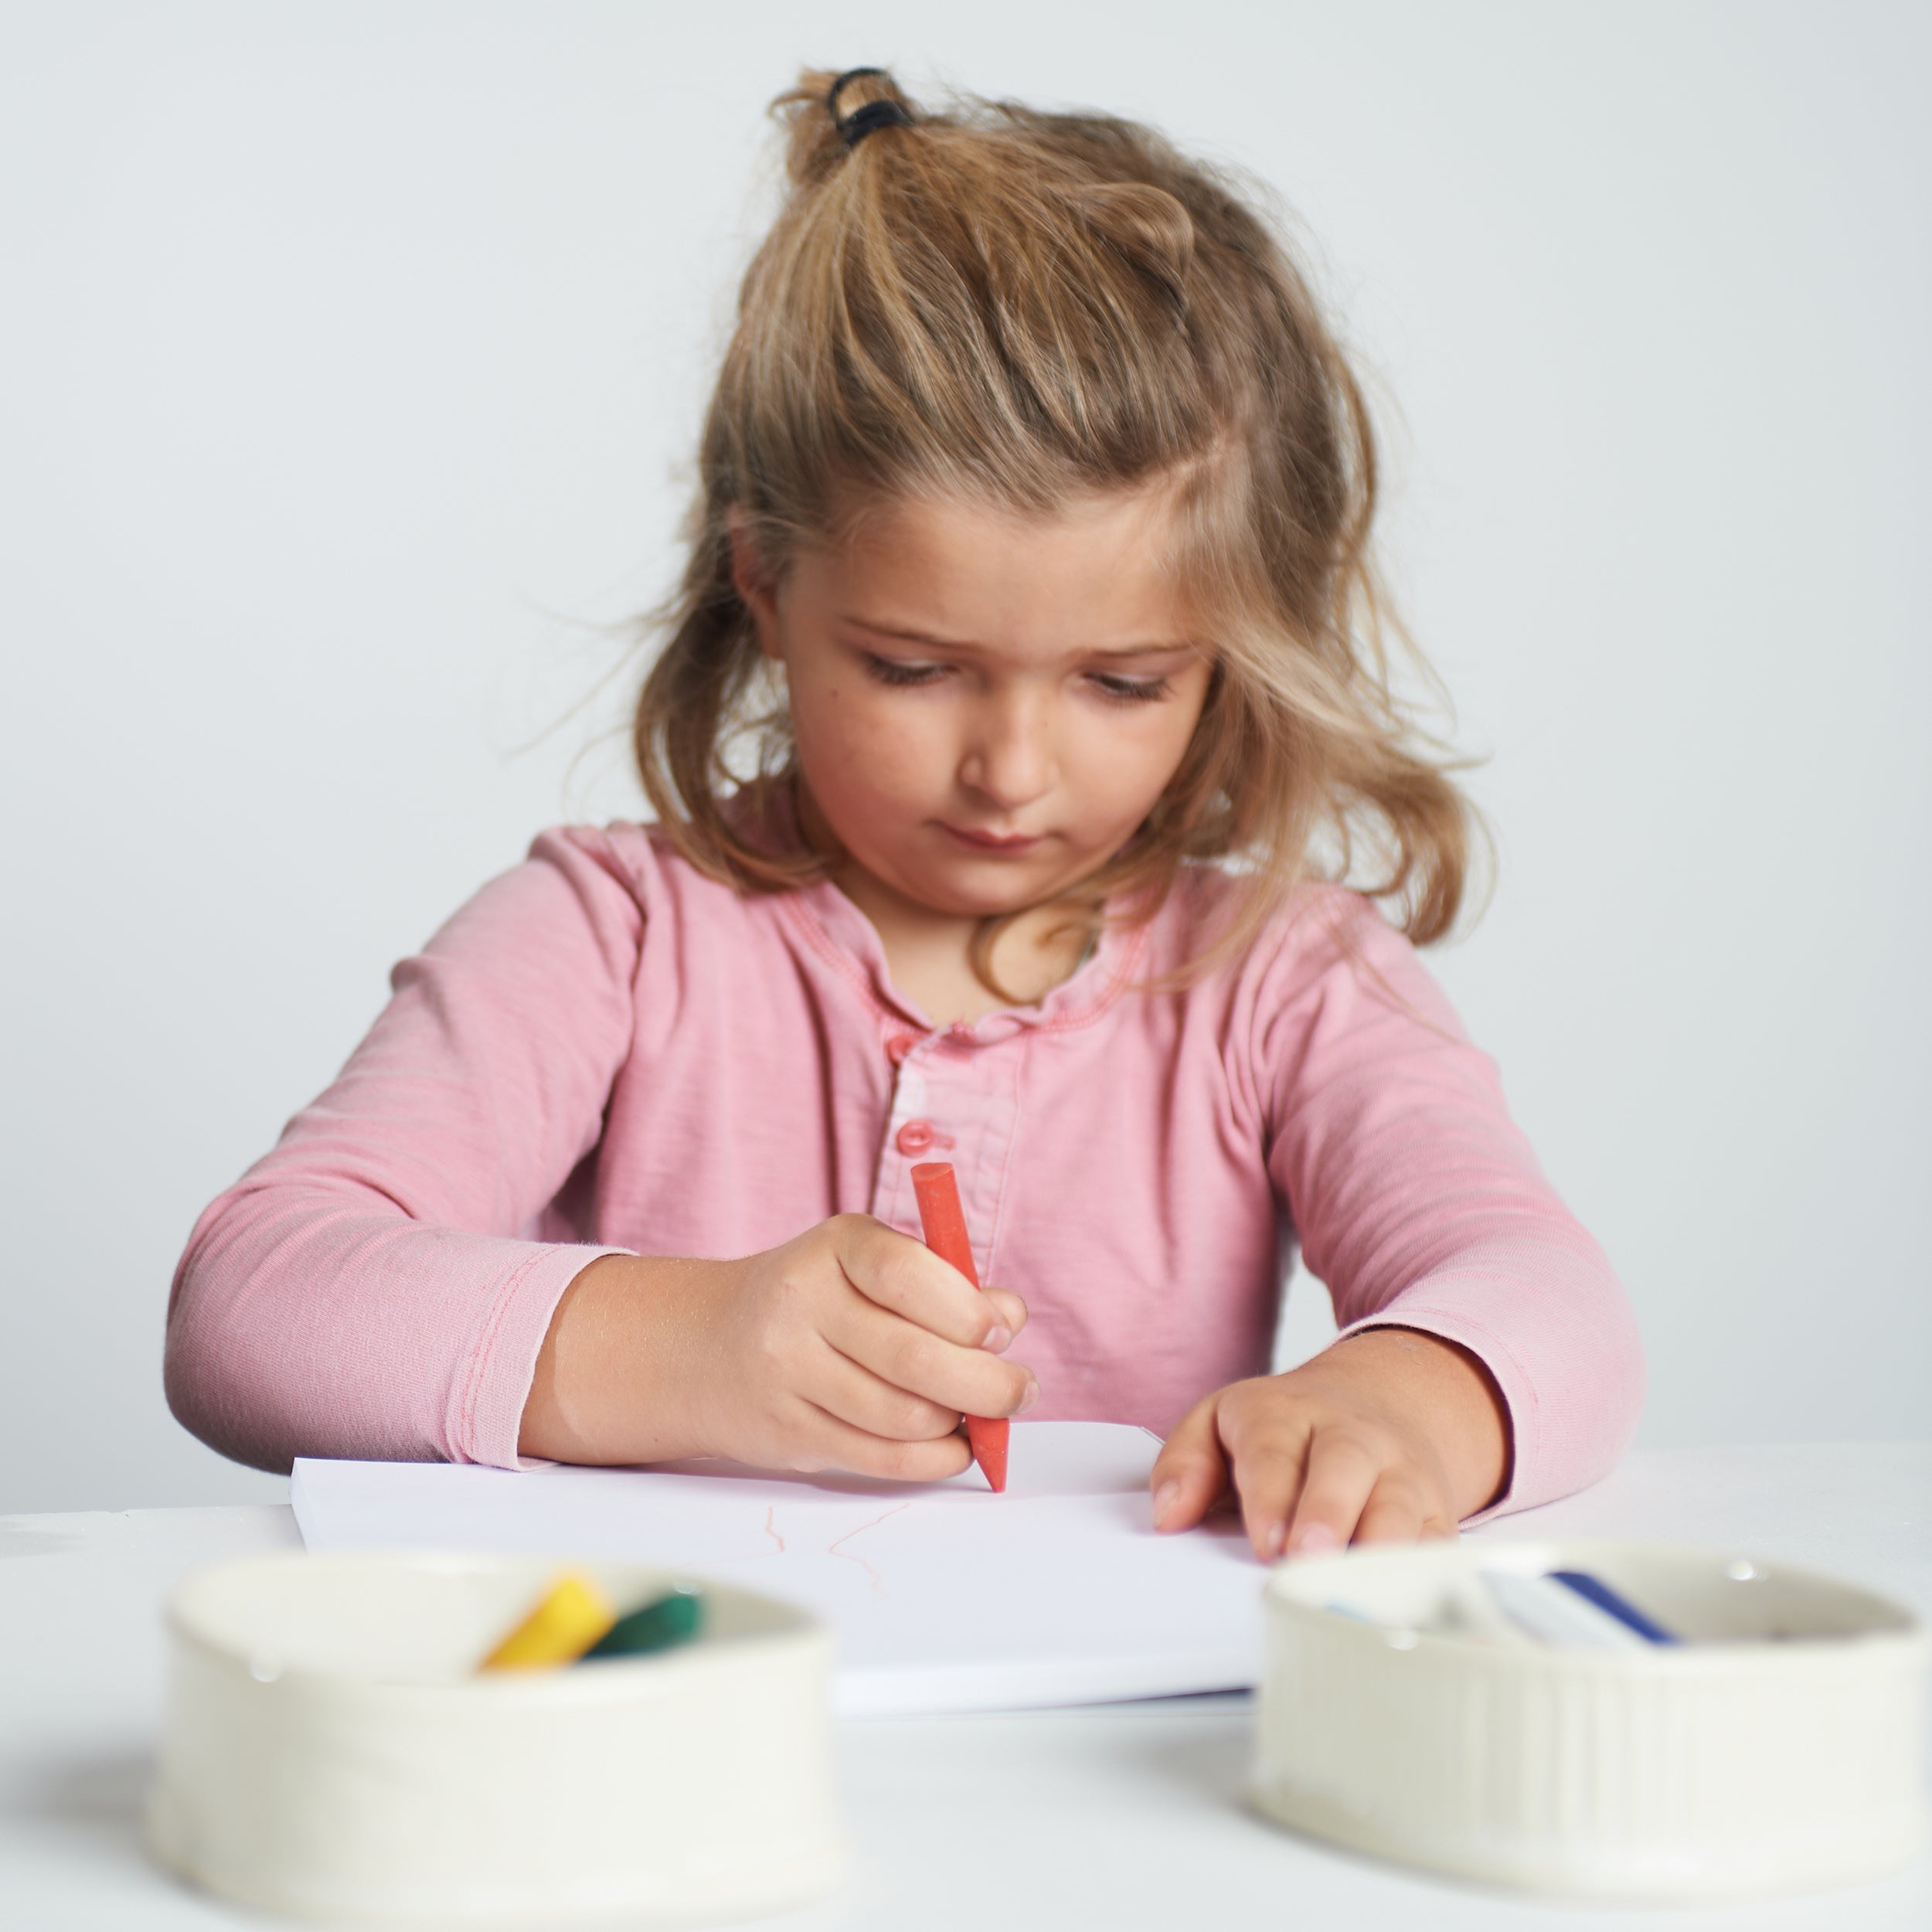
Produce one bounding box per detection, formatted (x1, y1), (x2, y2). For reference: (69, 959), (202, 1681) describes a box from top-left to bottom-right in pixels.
(726, 511), (784, 662)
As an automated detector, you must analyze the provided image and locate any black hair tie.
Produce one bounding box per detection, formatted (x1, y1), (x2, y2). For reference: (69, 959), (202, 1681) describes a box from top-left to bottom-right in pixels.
(828, 66), (913, 148)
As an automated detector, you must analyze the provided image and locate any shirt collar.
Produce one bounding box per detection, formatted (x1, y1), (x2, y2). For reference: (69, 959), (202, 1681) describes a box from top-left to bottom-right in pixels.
(783, 874), (1143, 1040)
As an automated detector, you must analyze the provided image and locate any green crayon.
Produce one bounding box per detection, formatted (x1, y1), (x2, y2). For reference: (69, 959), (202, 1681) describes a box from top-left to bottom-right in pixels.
(579, 1588), (704, 1660)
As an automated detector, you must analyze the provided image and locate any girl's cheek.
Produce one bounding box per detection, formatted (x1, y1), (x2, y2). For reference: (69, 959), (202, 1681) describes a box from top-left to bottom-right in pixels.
(852, 699), (947, 784)
(810, 715), (929, 817)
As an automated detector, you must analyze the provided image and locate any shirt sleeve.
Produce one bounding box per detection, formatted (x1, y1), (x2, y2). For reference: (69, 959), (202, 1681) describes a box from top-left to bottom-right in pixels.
(1252, 889), (1645, 1518)
(164, 828), (646, 1474)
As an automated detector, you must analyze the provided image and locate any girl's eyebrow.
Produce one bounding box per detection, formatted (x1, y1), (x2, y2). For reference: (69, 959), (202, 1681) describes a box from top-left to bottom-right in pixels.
(838, 616), (1195, 658)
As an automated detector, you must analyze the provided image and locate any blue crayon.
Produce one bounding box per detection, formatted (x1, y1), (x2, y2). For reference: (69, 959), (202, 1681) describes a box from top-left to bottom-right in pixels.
(1547, 1570), (1679, 1645)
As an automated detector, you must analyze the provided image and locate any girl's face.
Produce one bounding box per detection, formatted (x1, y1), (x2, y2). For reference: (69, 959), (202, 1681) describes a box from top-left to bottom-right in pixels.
(735, 488), (1213, 924)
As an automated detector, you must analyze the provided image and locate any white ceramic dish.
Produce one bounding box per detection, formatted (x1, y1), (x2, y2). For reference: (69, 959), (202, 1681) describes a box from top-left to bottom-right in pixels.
(148, 1551), (845, 1923)
(1256, 1536), (1928, 1902)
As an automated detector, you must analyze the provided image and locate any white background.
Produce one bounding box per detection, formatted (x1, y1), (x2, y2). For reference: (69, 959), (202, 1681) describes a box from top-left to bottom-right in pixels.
(2, 2), (1925, 1512)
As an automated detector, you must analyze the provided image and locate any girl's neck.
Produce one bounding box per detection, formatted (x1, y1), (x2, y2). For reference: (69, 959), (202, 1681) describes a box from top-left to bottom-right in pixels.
(788, 776), (1092, 1024)
(829, 860), (1091, 1026)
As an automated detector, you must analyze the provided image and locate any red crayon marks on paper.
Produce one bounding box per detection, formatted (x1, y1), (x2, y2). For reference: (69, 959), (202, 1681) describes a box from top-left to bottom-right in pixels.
(911, 1161), (1011, 1493)
(826, 1501), (910, 1598)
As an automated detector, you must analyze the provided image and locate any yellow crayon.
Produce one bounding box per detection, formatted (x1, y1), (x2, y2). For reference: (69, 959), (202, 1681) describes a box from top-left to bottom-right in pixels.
(479, 1570), (616, 1672)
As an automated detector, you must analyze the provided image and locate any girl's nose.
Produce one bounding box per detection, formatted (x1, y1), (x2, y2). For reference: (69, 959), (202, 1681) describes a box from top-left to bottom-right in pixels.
(957, 696), (1056, 810)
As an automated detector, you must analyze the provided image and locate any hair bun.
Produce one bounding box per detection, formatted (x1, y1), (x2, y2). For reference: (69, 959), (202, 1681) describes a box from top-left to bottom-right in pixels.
(776, 67), (917, 182)
(828, 68), (915, 146)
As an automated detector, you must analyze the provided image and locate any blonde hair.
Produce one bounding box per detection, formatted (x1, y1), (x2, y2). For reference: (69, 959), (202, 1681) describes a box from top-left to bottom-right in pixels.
(634, 67), (1479, 988)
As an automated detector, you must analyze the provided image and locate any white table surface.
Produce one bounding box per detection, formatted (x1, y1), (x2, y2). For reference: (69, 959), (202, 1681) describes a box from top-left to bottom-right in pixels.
(2, 1443), (1927, 1930)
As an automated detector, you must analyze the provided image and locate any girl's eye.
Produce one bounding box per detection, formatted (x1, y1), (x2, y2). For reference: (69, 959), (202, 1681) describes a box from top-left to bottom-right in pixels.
(1089, 673), (1172, 704)
(857, 652), (1172, 702)
(861, 654), (947, 688)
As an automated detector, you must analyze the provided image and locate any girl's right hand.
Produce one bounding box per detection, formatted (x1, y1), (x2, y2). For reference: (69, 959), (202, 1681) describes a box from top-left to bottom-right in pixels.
(518, 1216), (1036, 1479)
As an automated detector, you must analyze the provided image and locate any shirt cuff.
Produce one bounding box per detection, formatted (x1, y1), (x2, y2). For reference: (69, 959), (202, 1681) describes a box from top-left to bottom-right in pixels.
(451, 1243), (634, 1470)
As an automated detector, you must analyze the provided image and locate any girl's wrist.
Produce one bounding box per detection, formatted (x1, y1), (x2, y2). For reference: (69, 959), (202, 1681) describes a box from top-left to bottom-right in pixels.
(519, 1252), (730, 1465)
(1313, 1327), (1513, 1517)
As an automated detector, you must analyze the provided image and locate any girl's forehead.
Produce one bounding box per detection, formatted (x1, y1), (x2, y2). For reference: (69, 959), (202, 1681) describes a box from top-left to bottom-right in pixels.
(808, 487), (1196, 652)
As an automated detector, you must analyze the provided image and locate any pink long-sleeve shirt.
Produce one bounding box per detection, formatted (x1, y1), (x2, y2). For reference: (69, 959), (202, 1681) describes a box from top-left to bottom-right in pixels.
(166, 823), (1643, 1515)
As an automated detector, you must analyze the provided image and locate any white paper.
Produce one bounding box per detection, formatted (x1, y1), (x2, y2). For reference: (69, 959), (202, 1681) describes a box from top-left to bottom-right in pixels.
(291, 1422), (1267, 1715)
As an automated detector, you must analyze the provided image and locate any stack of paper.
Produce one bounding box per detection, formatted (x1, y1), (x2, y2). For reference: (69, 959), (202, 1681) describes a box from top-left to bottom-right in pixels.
(291, 1422), (1267, 1715)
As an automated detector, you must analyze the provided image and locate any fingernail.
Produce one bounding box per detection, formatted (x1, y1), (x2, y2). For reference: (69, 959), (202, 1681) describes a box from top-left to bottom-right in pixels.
(1258, 1520), (1289, 1561)
(983, 1323), (1012, 1353)
(1152, 1480), (1180, 1529)
(1016, 1379), (1039, 1413)
(1288, 1522), (1342, 1556)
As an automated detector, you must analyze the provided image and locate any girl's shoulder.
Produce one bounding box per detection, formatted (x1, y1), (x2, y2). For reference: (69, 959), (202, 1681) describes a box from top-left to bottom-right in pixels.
(538, 779), (819, 909)
(1141, 865), (1413, 994)
(488, 821), (814, 964)
(1135, 868), (1468, 1073)
(529, 820), (784, 915)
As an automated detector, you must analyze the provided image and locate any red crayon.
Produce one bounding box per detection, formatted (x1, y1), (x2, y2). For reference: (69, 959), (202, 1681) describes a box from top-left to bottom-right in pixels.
(910, 1161), (1009, 1493)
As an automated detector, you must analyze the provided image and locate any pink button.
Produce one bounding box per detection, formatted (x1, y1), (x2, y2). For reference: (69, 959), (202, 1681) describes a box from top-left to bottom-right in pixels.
(885, 1031), (919, 1066)
(895, 1121), (936, 1156)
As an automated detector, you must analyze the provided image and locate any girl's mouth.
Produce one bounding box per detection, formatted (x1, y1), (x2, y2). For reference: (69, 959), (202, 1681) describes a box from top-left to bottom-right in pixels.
(940, 823), (1043, 855)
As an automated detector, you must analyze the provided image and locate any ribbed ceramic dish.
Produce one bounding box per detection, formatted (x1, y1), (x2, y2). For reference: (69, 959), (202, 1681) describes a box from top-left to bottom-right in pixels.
(1256, 1537), (1927, 1901)
(148, 1552), (845, 1923)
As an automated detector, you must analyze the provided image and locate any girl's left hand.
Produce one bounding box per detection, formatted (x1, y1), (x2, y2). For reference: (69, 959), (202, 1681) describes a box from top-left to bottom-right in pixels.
(1148, 1328), (1512, 1561)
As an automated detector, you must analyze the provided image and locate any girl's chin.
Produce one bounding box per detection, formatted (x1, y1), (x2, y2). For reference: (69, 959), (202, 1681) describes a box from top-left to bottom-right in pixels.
(901, 881), (1050, 920)
(846, 853), (1073, 921)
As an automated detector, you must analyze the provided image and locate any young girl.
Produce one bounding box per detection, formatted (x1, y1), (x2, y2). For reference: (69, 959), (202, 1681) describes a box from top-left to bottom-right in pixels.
(166, 69), (1641, 1562)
